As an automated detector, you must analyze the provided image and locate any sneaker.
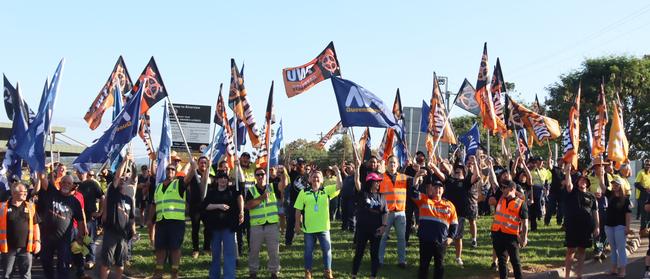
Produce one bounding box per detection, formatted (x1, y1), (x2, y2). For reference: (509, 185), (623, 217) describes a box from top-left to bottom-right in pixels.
(471, 239), (478, 248)
(192, 251), (200, 259)
(84, 261), (95, 270)
(643, 271), (650, 279)
(456, 257), (464, 266)
(271, 273), (278, 279)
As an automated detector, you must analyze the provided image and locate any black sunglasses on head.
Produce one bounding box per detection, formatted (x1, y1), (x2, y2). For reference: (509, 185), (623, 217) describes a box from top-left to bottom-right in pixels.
(255, 172), (266, 177)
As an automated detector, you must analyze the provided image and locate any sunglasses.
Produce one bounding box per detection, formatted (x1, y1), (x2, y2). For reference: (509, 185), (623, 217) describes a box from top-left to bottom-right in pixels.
(255, 173), (266, 177)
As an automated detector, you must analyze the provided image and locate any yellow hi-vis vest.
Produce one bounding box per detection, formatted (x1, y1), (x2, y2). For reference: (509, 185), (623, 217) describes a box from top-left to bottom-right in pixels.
(154, 180), (186, 222)
(248, 184), (279, 226)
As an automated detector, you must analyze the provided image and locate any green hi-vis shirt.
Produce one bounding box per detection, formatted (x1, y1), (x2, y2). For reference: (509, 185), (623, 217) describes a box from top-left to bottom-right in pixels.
(294, 184), (340, 233)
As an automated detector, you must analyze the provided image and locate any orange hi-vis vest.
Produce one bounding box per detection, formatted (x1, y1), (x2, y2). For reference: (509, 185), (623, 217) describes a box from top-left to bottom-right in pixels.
(491, 196), (524, 236)
(418, 195), (457, 228)
(0, 201), (40, 252)
(380, 173), (407, 212)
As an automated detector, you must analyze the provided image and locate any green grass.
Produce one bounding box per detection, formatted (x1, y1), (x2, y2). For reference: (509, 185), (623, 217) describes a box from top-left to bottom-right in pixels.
(129, 217), (566, 278)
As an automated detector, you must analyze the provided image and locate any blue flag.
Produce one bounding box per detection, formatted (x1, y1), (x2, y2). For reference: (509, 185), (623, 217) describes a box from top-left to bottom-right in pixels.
(395, 135), (409, 166)
(270, 120), (284, 166)
(331, 77), (399, 129)
(15, 59), (64, 172)
(2, 83), (30, 176)
(73, 86), (143, 172)
(229, 117), (247, 150)
(420, 100), (430, 133)
(108, 84), (126, 172)
(459, 123), (480, 161)
(156, 101), (172, 185)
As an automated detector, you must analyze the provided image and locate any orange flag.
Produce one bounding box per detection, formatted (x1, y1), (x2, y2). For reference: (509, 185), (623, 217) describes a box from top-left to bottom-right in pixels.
(607, 92), (629, 169)
(428, 72), (457, 144)
(562, 84), (581, 169)
(474, 43), (503, 133)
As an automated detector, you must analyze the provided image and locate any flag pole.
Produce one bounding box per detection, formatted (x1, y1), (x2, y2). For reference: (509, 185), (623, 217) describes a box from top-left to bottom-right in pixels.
(431, 105), (455, 157)
(165, 96), (193, 158)
(203, 83), (223, 199)
(234, 119), (240, 192)
(487, 132), (491, 157)
(415, 116), (422, 156)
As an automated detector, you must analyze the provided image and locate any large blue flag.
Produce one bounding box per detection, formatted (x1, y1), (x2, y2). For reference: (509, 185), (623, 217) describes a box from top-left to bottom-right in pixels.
(156, 101), (172, 185)
(15, 60), (64, 172)
(73, 86), (142, 172)
(270, 120), (284, 166)
(459, 123), (480, 161)
(420, 100), (430, 133)
(229, 117), (247, 150)
(331, 77), (399, 129)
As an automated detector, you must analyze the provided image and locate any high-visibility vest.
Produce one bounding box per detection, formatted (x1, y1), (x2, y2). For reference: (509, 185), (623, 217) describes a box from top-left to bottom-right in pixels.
(418, 196), (457, 228)
(380, 173), (407, 212)
(491, 197), (523, 236)
(0, 201), (39, 252)
(154, 180), (186, 222)
(248, 184), (279, 226)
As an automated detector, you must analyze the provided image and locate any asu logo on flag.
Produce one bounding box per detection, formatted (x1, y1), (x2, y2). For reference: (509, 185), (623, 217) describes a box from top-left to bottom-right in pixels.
(332, 77), (398, 129)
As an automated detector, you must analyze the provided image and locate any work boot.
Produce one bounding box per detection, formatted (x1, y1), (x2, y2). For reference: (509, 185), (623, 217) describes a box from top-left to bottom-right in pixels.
(151, 269), (163, 279)
(323, 269), (334, 279)
(304, 269), (312, 279)
(171, 268), (179, 279)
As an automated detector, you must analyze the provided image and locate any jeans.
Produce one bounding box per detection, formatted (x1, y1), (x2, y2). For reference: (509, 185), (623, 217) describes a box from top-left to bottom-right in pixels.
(379, 212), (406, 264)
(544, 192), (564, 225)
(191, 210), (211, 252)
(86, 218), (98, 263)
(209, 229), (237, 279)
(285, 206), (296, 246)
(41, 237), (73, 279)
(642, 191), (650, 229)
(418, 240), (446, 279)
(595, 209), (608, 254)
(492, 233), (522, 279)
(1, 248), (32, 279)
(352, 229), (380, 277)
(605, 225), (628, 268)
(304, 231), (332, 270)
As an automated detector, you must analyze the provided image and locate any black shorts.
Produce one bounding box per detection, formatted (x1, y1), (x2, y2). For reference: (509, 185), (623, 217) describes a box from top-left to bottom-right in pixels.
(564, 226), (593, 248)
(155, 220), (186, 250)
(100, 230), (128, 267)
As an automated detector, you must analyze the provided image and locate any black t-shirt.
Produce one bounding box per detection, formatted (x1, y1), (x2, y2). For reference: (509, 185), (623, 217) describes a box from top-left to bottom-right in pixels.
(188, 174), (203, 212)
(340, 176), (356, 199)
(288, 171), (309, 206)
(77, 179), (104, 218)
(550, 166), (565, 196)
(137, 174), (152, 201)
(604, 190), (631, 227)
(443, 176), (471, 218)
(104, 185), (135, 238)
(354, 190), (387, 232)
(36, 185), (84, 241)
(564, 188), (597, 231)
(147, 176), (156, 202)
(202, 186), (241, 232)
(6, 201), (38, 249)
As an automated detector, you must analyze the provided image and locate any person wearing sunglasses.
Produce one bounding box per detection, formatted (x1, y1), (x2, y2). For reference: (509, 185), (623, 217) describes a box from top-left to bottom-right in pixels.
(244, 167), (287, 279)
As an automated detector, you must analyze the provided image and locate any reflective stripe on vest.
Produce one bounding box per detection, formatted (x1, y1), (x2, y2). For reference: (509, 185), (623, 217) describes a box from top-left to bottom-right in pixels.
(380, 173), (407, 212)
(417, 196), (456, 230)
(248, 185), (279, 226)
(154, 180), (186, 222)
(0, 201), (38, 252)
(491, 197), (523, 236)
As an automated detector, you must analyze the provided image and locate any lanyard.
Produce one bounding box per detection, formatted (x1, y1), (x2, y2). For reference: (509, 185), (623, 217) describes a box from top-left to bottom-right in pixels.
(312, 191), (320, 204)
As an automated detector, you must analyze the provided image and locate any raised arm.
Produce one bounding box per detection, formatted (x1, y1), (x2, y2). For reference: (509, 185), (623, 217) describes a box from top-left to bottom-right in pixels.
(332, 165), (343, 191)
(354, 158), (362, 192)
(520, 156), (532, 185)
(563, 163), (573, 193)
(114, 154), (132, 185)
(184, 160), (198, 186)
(469, 156), (480, 184)
(428, 162), (447, 182)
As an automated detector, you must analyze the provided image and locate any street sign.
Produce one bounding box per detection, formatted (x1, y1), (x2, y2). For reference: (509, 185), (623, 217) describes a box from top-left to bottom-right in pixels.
(168, 103), (211, 152)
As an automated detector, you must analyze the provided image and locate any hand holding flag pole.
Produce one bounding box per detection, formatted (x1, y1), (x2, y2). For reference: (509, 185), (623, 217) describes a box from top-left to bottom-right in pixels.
(203, 83), (223, 200)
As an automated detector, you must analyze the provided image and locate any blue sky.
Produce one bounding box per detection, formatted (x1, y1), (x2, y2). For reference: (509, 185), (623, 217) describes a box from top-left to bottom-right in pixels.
(2, 1), (649, 159)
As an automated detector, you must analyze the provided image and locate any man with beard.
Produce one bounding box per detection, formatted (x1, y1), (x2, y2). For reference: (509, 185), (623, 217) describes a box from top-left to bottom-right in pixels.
(35, 172), (87, 279)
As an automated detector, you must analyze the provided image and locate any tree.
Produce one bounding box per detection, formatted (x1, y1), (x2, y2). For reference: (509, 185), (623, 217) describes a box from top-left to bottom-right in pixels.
(327, 136), (354, 165)
(545, 55), (650, 160)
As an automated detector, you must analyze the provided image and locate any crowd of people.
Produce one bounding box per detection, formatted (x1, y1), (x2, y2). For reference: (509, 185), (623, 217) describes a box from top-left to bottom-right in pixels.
(1, 148), (650, 279)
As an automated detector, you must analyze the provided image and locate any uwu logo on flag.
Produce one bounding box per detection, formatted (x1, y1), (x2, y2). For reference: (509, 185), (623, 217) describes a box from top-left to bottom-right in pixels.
(345, 86), (379, 113)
